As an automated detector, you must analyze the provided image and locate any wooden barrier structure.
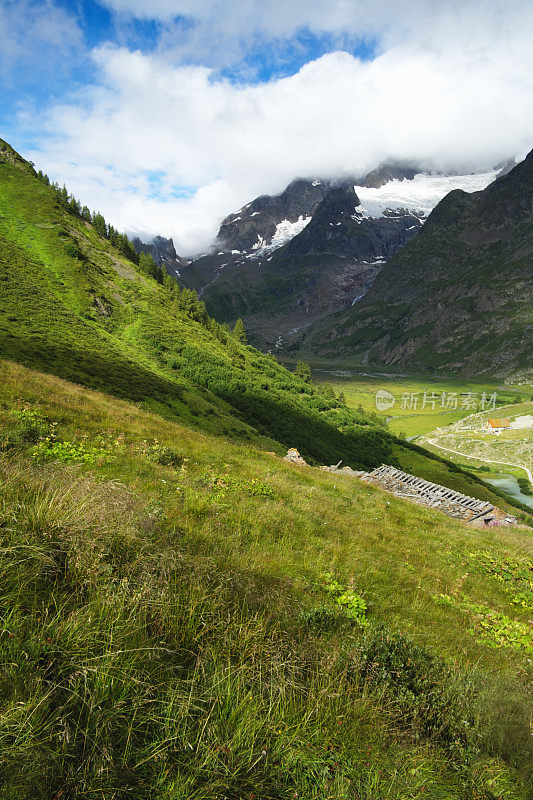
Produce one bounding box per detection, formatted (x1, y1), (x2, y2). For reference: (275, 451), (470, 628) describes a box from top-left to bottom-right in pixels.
(361, 464), (502, 523)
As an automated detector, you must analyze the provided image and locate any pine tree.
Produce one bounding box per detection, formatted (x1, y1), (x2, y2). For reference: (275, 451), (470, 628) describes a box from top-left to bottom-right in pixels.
(92, 213), (107, 239)
(233, 318), (247, 343)
(295, 360), (311, 383)
(69, 196), (81, 215)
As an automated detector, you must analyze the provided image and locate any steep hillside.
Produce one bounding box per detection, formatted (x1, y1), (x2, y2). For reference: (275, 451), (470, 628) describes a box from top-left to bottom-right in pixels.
(2, 137), (527, 501)
(0, 359), (532, 798)
(303, 152), (533, 377)
(0, 138), (397, 470)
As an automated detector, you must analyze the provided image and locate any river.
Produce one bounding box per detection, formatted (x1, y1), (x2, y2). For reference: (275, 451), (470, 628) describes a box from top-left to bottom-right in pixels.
(483, 475), (533, 509)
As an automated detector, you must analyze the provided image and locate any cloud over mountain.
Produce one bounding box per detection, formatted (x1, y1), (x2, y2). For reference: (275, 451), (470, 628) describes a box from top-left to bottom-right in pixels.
(15, 0), (533, 253)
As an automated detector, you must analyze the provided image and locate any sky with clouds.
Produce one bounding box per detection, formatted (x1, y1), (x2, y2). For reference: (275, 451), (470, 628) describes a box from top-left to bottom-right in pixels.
(1, 0), (532, 254)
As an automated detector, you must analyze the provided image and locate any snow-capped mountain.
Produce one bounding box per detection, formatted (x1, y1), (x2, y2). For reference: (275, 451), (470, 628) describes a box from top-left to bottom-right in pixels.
(352, 169), (500, 220)
(301, 152), (533, 377)
(214, 177), (336, 255)
(209, 167), (499, 262)
(138, 163), (502, 351)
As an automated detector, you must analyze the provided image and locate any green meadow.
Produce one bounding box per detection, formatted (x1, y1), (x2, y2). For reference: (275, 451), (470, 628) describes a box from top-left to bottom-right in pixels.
(1, 359), (532, 799)
(312, 370), (529, 438)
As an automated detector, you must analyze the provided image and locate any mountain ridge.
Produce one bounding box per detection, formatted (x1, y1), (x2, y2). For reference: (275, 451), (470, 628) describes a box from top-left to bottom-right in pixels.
(301, 150), (533, 377)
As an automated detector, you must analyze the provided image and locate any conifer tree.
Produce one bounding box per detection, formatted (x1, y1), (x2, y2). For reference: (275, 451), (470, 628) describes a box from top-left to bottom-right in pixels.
(233, 318), (247, 343)
(295, 360), (311, 383)
(92, 213), (107, 238)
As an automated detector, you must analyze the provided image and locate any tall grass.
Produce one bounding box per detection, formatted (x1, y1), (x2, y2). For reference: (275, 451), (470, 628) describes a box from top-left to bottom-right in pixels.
(0, 457), (529, 799)
(0, 362), (531, 797)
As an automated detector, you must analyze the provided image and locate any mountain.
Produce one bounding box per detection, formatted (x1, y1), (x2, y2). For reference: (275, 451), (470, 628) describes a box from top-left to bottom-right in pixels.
(180, 166), (498, 350)
(188, 185), (424, 350)
(2, 138), (532, 798)
(301, 151), (533, 377)
(217, 177), (337, 253)
(179, 177), (340, 298)
(132, 235), (189, 277)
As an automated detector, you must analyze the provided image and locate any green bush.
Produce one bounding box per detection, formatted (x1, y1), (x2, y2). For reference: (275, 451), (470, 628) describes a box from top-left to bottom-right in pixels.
(32, 439), (111, 465)
(350, 627), (476, 760)
(298, 605), (352, 633)
(0, 409), (51, 451)
(318, 572), (369, 626)
(517, 477), (532, 495)
(148, 445), (184, 467)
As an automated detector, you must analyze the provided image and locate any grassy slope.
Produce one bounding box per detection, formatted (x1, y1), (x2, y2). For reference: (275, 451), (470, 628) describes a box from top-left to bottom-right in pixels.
(0, 359), (532, 798)
(2, 142), (525, 512)
(0, 151), (394, 471)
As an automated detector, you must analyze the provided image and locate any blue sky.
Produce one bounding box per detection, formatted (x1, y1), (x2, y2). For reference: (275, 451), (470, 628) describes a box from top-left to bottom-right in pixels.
(0, 0), (531, 253)
(1, 0), (377, 151)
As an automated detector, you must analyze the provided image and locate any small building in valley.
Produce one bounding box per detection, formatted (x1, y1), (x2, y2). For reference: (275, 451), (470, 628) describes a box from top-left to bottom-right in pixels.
(486, 418), (510, 430)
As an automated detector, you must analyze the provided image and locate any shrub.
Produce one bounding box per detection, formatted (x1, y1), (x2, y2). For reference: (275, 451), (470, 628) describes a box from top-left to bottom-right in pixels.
(148, 445), (183, 467)
(32, 439), (111, 465)
(298, 605), (352, 633)
(517, 477), (532, 496)
(0, 409), (51, 451)
(318, 572), (369, 626)
(349, 627), (476, 760)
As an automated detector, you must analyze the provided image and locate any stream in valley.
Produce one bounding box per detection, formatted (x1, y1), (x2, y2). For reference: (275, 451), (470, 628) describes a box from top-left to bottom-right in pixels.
(483, 475), (533, 509)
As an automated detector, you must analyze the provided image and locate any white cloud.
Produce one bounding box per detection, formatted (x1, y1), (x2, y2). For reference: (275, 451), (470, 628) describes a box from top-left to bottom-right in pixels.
(0, 0), (83, 84)
(25, 1), (533, 254)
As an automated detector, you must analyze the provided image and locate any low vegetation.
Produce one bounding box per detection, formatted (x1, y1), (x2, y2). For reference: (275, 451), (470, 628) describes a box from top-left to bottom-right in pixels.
(0, 360), (532, 798)
(312, 370), (525, 437)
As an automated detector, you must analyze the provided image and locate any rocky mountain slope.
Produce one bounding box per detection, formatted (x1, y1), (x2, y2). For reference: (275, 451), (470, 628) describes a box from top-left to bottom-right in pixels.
(188, 184), (425, 350)
(176, 166), (497, 350)
(301, 151), (533, 377)
(132, 235), (189, 278)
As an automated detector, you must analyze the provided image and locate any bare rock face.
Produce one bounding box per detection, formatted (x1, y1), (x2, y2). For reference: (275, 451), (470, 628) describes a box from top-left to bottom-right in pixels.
(362, 162), (420, 189)
(132, 236), (190, 278)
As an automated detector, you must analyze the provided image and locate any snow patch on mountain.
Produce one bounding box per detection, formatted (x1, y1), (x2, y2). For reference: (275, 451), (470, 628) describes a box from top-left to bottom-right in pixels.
(353, 170), (499, 219)
(252, 215), (312, 255)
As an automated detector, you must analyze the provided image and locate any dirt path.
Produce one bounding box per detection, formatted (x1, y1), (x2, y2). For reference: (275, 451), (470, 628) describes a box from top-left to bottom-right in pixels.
(425, 438), (533, 484)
